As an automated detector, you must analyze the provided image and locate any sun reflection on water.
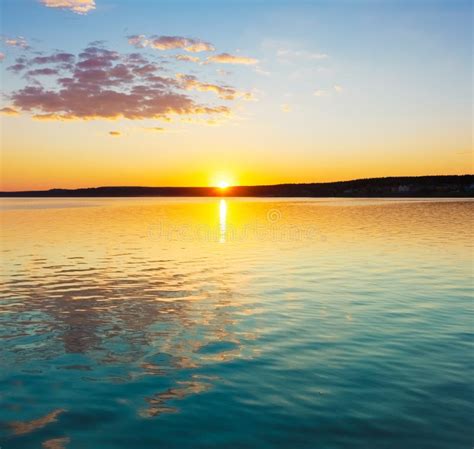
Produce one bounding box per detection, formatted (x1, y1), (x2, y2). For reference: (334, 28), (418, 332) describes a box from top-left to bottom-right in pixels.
(219, 199), (227, 243)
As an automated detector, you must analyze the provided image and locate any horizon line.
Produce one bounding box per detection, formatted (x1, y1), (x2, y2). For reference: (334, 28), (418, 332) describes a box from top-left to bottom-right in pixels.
(1, 174), (473, 195)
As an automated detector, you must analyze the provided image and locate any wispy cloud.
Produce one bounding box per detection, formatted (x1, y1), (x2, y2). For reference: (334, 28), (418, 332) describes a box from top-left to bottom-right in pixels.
(313, 85), (344, 97)
(128, 35), (214, 53)
(207, 53), (258, 65)
(277, 48), (328, 62)
(26, 68), (60, 77)
(175, 54), (201, 63)
(0, 52), (5, 62)
(3, 36), (29, 48)
(313, 89), (327, 97)
(109, 131), (121, 136)
(254, 66), (270, 76)
(40, 0), (96, 15)
(144, 126), (165, 132)
(7, 61), (28, 74)
(216, 69), (231, 77)
(177, 73), (253, 101)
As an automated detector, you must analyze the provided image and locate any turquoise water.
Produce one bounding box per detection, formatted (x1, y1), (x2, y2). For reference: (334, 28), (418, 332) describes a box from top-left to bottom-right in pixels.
(0, 198), (472, 449)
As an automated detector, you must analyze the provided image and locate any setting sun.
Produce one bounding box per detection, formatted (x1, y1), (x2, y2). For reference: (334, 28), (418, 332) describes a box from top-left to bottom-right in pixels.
(217, 181), (230, 189)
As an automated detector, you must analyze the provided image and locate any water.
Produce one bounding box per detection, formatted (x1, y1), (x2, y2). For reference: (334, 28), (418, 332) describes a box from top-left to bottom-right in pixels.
(0, 198), (472, 449)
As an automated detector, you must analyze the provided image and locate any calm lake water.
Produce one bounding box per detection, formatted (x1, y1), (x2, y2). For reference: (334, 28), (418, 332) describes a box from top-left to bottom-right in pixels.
(0, 198), (472, 449)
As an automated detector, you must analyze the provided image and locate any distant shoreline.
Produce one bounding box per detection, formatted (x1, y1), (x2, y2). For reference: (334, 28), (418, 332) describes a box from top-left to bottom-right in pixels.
(1, 175), (473, 198)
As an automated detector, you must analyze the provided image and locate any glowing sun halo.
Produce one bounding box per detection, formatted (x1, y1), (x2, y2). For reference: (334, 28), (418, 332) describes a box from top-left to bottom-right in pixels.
(217, 180), (230, 189)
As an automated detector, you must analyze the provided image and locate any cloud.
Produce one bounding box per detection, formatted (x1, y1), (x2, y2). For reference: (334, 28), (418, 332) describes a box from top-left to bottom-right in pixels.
(180, 116), (229, 126)
(281, 104), (291, 113)
(109, 131), (121, 136)
(207, 53), (258, 65)
(216, 69), (231, 77)
(26, 68), (60, 77)
(6, 52), (74, 75)
(0, 52), (4, 62)
(255, 66), (270, 76)
(175, 54), (201, 63)
(0, 107), (20, 116)
(277, 49), (328, 61)
(40, 0), (96, 14)
(31, 53), (75, 65)
(313, 89), (327, 97)
(3, 36), (28, 48)
(144, 127), (165, 132)
(128, 35), (214, 53)
(313, 85), (344, 98)
(127, 35), (148, 48)
(6, 45), (233, 121)
(8, 62), (28, 73)
(176, 73), (253, 101)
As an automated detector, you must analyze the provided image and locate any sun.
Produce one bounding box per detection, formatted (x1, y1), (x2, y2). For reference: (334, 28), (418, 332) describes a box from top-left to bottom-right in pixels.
(212, 173), (235, 190)
(217, 180), (230, 189)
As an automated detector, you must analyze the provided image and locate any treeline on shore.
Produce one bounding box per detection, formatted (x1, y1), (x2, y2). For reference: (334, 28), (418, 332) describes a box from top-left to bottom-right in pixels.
(1, 175), (473, 197)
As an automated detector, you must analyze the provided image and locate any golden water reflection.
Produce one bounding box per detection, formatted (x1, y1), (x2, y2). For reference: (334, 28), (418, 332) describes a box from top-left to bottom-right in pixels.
(219, 199), (227, 243)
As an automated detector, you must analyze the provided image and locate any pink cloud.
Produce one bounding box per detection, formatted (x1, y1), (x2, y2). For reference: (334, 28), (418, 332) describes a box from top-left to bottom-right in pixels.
(7, 53), (75, 75)
(26, 68), (60, 77)
(128, 35), (214, 53)
(127, 35), (148, 49)
(8, 63), (27, 73)
(40, 0), (96, 14)
(0, 52), (5, 62)
(32, 53), (75, 65)
(7, 45), (232, 121)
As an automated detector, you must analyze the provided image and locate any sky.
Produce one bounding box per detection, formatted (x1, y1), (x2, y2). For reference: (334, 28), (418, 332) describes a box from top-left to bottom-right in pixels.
(0, 0), (472, 190)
